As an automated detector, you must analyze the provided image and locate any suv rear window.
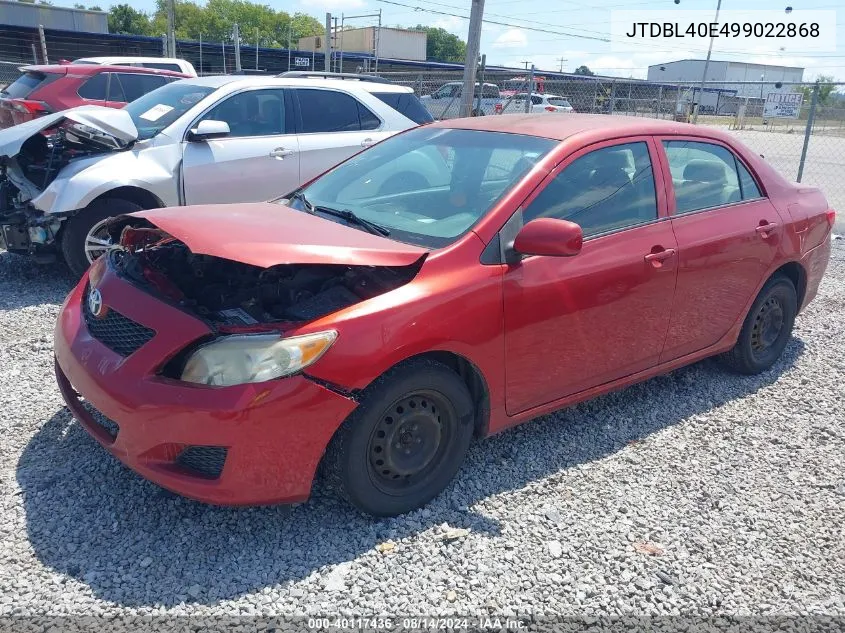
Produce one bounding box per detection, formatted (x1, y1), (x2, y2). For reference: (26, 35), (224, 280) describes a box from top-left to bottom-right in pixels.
(1, 71), (60, 99)
(372, 92), (434, 125)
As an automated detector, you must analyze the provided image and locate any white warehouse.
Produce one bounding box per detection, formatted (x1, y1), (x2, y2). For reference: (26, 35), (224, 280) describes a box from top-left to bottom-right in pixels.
(647, 59), (804, 113)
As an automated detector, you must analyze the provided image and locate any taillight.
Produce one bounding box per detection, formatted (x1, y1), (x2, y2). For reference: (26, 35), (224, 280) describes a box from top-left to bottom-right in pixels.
(545, 106), (557, 112)
(494, 103), (503, 113)
(826, 209), (836, 228)
(4, 99), (52, 116)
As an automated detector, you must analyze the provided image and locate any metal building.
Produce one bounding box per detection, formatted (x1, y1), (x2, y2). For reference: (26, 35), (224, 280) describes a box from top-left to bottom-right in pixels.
(0, 0), (108, 33)
(299, 27), (427, 62)
(647, 59), (804, 112)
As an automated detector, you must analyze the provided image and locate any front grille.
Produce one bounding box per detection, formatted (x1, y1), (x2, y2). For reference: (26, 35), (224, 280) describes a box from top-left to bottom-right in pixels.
(176, 446), (228, 479)
(82, 284), (155, 357)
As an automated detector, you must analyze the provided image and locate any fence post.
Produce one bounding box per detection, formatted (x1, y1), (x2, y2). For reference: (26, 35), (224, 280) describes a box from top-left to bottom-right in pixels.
(38, 25), (49, 64)
(31, 43), (38, 65)
(524, 65), (535, 114)
(797, 81), (819, 183)
(657, 85), (663, 118)
(609, 80), (616, 115)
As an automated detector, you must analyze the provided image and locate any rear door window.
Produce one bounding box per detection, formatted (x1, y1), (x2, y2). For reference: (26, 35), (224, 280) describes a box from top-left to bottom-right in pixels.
(2, 71), (60, 98)
(296, 89), (375, 133)
(106, 73), (126, 102)
(663, 140), (753, 213)
(77, 73), (108, 100)
(372, 92), (434, 124)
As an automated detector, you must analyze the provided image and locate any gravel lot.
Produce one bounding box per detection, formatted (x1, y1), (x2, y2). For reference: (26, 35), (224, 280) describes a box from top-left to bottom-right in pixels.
(0, 242), (843, 623)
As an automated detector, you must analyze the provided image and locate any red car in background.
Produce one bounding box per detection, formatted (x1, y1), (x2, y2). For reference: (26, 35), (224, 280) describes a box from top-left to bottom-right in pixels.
(54, 115), (835, 517)
(0, 63), (189, 128)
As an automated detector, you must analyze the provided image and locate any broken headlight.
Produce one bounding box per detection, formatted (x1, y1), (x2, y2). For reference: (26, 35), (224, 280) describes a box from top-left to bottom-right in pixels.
(180, 331), (337, 386)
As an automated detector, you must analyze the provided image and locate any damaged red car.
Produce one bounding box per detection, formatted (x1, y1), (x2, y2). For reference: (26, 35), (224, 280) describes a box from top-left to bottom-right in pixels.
(54, 115), (835, 516)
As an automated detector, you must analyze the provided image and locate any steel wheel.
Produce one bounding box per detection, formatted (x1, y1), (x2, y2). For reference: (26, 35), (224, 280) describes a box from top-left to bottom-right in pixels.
(750, 296), (785, 356)
(367, 390), (456, 495)
(84, 218), (112, 263)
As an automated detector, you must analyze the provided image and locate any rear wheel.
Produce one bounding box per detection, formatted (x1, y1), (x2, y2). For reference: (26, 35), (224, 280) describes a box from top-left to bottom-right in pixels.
(61, 197), (143, 278)
(324, 359), (474, 516)
(720, 276), (797, 374)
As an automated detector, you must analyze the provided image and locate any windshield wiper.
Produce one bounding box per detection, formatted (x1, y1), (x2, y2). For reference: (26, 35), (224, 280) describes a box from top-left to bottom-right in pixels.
(290, 190), (315, 212)
(313, 204), (391, 237)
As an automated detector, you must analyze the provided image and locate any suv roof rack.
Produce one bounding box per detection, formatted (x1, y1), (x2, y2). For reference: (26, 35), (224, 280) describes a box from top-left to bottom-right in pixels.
(275, 71), (393, 84)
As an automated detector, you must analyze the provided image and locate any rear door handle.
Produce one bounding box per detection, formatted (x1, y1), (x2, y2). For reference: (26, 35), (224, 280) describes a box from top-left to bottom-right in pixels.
(644, 248), (676, 263)
(361, 138), (375, 148)
(270, 147), (296, 159)
(756, 222), (778, 237)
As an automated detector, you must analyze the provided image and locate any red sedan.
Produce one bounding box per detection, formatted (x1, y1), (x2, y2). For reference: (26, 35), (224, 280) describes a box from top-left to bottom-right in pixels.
(54, 114), (835, 516)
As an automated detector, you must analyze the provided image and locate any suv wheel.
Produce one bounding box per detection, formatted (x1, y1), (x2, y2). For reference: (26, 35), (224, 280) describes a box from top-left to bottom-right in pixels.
(61, 198), (143, 278)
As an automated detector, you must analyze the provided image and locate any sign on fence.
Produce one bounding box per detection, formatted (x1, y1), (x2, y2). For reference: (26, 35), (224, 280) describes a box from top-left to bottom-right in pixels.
(293, 57), (310, 67)
(763, 92), (803, 119)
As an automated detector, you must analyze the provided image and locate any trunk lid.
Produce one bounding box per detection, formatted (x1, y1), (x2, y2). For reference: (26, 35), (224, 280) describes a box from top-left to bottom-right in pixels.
(130, 202), (428, 268)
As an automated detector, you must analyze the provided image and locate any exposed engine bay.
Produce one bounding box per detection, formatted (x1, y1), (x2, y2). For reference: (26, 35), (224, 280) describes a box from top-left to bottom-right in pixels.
(108, 221), (423, 326)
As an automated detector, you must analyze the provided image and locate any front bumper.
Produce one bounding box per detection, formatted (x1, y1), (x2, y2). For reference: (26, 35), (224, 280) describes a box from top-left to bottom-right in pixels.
(53, 261), (358, 505)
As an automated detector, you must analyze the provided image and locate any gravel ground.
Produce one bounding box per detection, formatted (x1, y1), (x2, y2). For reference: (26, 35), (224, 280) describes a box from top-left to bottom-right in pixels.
(0, 243), (843, 622)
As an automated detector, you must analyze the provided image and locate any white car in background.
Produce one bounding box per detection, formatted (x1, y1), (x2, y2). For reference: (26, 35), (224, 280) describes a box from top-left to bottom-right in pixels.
(0, 72), (432, 275)
(501, 93), (575, 114)
(71, 56), (198, 77)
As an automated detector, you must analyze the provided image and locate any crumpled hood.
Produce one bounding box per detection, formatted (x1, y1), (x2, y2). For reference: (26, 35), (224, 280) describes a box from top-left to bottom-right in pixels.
(130, 202), (428, 268)
(0, 106), (137, 159)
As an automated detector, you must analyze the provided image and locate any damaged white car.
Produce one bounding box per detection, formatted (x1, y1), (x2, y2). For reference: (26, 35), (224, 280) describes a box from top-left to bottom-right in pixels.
(0, 74), (432, 276)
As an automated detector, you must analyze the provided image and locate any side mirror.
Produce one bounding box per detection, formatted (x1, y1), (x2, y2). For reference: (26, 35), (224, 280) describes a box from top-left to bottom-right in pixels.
(513, 218), (583, 257)
(188, 119), (230, 141)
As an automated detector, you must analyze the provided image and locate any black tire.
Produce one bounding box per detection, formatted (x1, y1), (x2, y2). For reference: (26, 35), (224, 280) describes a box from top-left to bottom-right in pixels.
(720, 276), (797, 375)
(61, 198), (143, 278)
(324, 359), (475, 516)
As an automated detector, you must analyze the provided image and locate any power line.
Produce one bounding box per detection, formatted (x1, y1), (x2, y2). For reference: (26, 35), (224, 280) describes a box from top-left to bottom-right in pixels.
(374, 0), (611, 42)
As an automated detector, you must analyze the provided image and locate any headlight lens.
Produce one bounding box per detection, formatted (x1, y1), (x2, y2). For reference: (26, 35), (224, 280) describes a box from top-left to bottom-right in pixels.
(180, 331), (337, 386)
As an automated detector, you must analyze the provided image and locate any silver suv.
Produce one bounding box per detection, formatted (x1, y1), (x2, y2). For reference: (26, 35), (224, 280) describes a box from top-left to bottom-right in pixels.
(0, 72), (433, 275)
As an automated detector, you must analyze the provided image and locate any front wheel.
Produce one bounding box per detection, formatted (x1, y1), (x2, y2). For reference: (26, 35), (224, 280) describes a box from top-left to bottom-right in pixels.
(324, 359), (475, 516)
(61, 198), (143, 278)
(720, 276), (797, 374)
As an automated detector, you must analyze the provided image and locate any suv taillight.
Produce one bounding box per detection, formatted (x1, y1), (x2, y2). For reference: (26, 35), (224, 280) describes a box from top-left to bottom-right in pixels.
(827, 209), (836, 228)
(544, 106), (557, 112)
(4, 99), (52, 116)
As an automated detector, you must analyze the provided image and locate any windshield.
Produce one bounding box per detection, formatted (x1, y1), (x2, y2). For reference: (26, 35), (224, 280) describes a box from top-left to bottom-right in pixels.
(291, 127), (557, 248)
(123, 81), (216, 140)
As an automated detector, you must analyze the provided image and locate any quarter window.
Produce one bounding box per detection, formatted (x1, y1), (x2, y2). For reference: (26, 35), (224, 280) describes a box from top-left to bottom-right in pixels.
(663, 140), (760, 213)
(523, 141), (658, 238)
(296, 89), (379, 133)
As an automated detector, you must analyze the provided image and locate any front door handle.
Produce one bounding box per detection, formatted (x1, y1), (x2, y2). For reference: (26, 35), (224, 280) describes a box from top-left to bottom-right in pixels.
(644, 248), (676, 264)
(270, 147), (296, 159)
(756, 222), (778, 237)
(360, 138), (375, 148)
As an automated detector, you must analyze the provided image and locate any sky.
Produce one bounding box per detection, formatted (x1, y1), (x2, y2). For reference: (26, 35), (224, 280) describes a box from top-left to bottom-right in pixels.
(61, 0), (845, 82)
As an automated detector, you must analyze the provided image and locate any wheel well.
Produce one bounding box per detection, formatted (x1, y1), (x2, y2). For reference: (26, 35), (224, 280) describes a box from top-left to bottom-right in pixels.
(93, 186), (163, 210)
(390, 351), (491, 438)
(772, 261), (807, 308)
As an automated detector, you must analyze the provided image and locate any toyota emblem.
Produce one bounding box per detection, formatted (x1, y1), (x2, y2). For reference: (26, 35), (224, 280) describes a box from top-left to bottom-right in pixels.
(88, 288), (103, 317)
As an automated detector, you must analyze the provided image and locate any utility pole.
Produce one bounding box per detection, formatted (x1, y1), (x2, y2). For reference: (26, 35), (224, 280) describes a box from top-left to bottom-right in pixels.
(557, 57), (568, 73)
(325, 12), (332, 73)
(233, 23), (242, 72)
(691, 0), (721, 124)
(166, 0), (176, 57)
(525, 65), (535, 113)
(521, 61), (531, 71)
(287, 21), (292, 71)
(459, 0), (485, 118)
(256, 28), (259, 70)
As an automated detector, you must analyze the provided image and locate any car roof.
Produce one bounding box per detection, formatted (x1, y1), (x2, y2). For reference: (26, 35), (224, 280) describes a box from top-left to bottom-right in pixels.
(176, 75), (413, 93)
(19, 64), (187, 77)
(74, 56), (186, 64)
(436, 113), (737, 143)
